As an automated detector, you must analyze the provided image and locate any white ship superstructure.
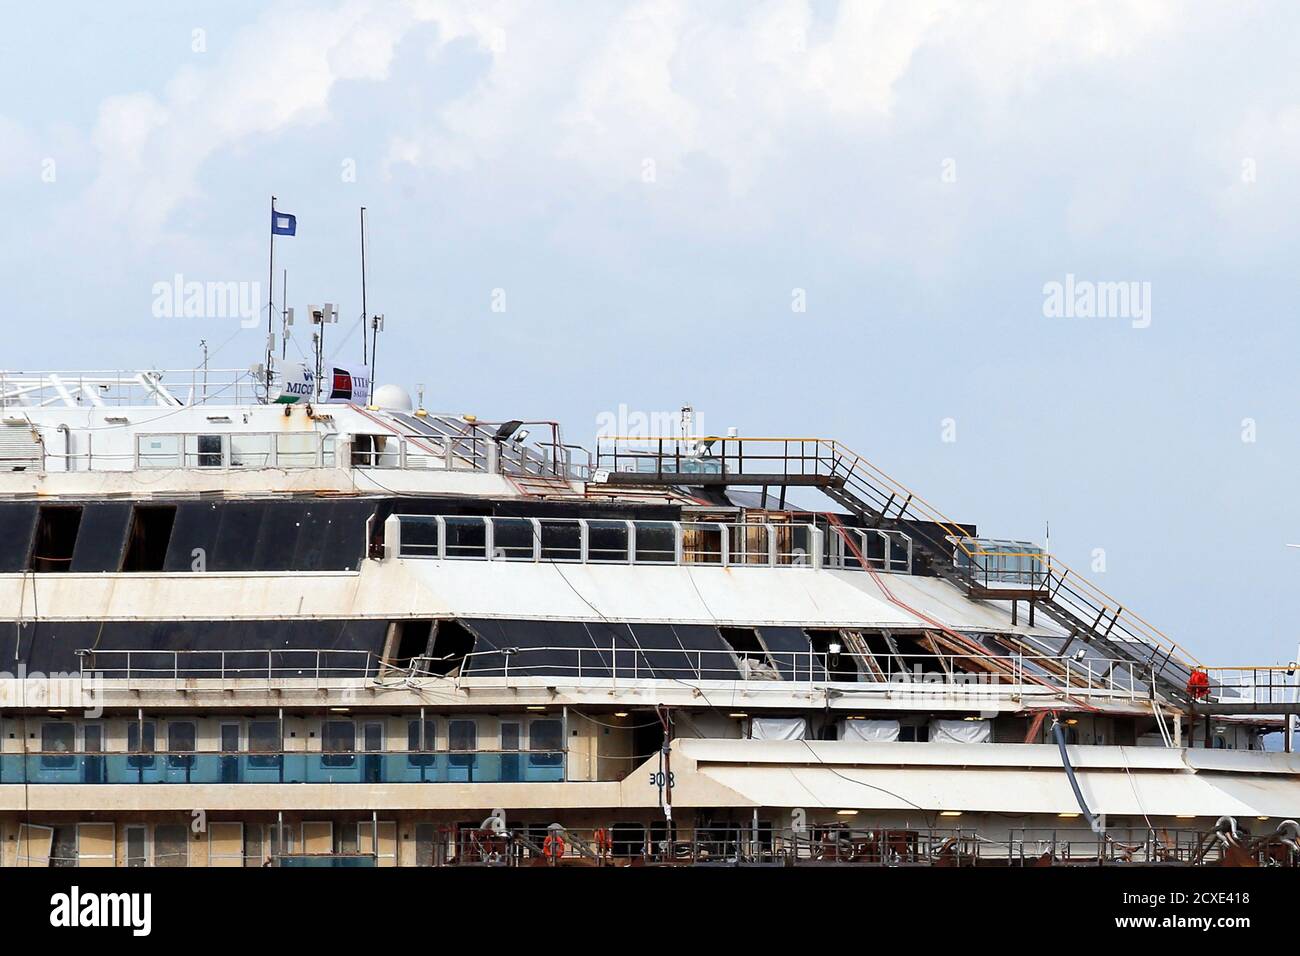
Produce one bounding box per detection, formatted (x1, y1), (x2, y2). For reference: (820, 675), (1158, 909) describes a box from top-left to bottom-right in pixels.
(0, 367), (1296, 867)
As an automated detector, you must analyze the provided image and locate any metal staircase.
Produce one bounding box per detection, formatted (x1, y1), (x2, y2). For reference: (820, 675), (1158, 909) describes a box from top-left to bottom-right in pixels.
(595, 435), (1202, 703)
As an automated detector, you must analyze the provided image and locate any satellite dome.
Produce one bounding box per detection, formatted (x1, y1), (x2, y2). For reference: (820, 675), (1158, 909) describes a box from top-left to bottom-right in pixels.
(373, 384), (413, 411)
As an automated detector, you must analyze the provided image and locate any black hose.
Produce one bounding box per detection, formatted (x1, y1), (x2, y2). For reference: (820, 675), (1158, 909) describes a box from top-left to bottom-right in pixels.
(1052, 716), (1100, 830)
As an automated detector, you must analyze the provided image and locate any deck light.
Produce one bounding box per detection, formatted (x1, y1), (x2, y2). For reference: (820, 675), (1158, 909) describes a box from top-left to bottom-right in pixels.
(526, 705), (546, 711)
(728, 712), (748, 718)
(938, 811), (963, 817)
(613, 712), (629, 718)
(835, 809), (859, 816)
(493, 420), (524, 441)
(1057, 813), (1080, 818)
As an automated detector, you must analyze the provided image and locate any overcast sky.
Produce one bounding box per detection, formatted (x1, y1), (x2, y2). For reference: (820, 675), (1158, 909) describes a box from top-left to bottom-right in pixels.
(2, 1), (1299, 664)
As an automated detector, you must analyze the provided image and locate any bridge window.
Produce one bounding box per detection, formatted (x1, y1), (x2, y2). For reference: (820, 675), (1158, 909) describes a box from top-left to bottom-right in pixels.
(443, 517), (488, 558)
(187, 434), (224, 468)
(29, 505), (81, 572)
(539, 520), (581, 561)
(634, 521), (677, 563)
(587, 521), (629, 562)
(491, 517), (535, 560)
(230, 433), (272, 468)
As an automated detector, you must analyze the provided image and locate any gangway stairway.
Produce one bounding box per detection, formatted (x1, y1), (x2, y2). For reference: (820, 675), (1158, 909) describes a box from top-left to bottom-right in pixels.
(815, 443), (1199, 704)
(595, 434), (1203, 705)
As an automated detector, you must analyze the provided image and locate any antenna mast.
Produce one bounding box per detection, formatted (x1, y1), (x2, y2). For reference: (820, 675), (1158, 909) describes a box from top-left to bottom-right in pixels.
(360, 206), (369, 366)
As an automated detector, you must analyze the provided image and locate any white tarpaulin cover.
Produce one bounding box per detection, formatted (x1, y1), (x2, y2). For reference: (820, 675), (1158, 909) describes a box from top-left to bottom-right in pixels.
(929, 719), (991, 744)
(750, 717), (808, 740)
(841, 719), (901, 743)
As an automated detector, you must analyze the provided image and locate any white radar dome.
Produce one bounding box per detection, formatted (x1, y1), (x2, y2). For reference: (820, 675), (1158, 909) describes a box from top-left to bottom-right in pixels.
(373, 384), (413, 411)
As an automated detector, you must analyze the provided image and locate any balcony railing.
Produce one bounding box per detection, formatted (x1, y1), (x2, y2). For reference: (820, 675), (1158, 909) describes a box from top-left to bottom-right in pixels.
(0, 750), (565, 785)
(75, 648), (380, 690)
(420, 646), (1158, 702)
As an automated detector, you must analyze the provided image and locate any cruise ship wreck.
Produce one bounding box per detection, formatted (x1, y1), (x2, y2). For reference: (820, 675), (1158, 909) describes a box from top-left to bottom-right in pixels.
(1, 367), (1297, 868)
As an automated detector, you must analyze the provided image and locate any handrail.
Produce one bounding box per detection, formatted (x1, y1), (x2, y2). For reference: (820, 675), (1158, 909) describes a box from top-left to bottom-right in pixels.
(69, 643), (1172, 701)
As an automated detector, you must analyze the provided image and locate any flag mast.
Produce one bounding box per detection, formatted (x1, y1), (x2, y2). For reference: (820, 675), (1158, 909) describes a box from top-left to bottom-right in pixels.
(266, 194), (277, 402)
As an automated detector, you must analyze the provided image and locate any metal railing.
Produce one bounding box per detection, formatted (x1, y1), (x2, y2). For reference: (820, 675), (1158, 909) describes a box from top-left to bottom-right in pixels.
(0, 749), (565, 785)
(75, 648), (380, 690)
(68, 642), (1288, 707)
(444, 823), (1298, 867)
(0, 368), (263, 409)
(1200, 666), (1299, 708)
(413, 644), (1156, 701)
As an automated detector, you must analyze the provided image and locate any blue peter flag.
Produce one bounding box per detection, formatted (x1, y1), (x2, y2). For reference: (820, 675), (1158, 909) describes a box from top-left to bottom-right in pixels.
(271, 210), (297, 236)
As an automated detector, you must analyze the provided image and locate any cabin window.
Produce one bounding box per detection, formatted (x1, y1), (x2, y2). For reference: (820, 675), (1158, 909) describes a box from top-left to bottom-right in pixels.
(187, 434), (224, 468)
(448, 719), (477, 769)
(126, 826), (148, 867)
(154, 825), (188, 867)
(29, 505), (82, 572)
(168, 721), (196, 767)
(351, 434), (392, 467)
(415, 823), (439, 867)
(230, 434), (272, 468)
(321, 720), (356, 767)
(275, 432), (318, 467)
(448, 719), (477, 751)
(529, 718), (563, 767)
(244, 826), (264, 868)
(50, 827), (77, 868)
(40, 722), (75, 769)
(248, 720), (281, 767)
(899, 724), (929, 743)
(137, 434), (180, 468)
(121, 505), (176, 571)
(127, 721), (156, 768)
(407, 719), (438, 767)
